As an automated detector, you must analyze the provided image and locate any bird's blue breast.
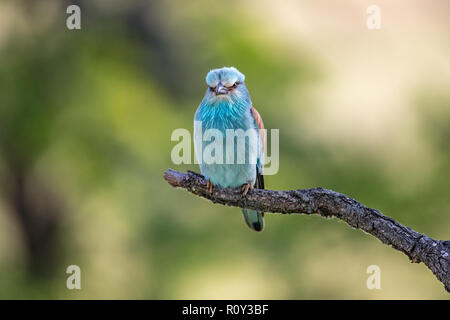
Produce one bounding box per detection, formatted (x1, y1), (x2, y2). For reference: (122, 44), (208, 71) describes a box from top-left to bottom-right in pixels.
(194, 97), (259, 188)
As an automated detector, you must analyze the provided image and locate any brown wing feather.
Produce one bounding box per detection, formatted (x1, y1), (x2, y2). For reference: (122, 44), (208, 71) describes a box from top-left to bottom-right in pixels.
(250, 106), (266, 156)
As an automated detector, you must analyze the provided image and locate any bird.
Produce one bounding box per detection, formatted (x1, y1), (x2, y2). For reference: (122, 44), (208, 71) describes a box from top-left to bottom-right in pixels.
(194, 67), (266, 232)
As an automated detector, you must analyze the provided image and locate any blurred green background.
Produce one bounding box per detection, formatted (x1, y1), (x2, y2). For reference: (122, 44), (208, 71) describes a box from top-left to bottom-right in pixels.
(0, 0), (448, 299)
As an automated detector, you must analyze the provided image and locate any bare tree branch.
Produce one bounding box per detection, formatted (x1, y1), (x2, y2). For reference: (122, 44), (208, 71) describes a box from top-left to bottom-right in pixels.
(163, 169), (450, 292)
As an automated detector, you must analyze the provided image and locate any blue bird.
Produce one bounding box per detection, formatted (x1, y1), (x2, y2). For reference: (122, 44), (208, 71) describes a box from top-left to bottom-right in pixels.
(194, 67), (266, 232)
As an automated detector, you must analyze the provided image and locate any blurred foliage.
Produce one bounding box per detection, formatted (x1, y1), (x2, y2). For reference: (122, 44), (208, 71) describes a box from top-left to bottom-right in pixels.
(0, 0), (448, 298)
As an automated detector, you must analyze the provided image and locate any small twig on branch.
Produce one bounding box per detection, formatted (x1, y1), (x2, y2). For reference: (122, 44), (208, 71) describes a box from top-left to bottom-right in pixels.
(163, 169), (450, 292)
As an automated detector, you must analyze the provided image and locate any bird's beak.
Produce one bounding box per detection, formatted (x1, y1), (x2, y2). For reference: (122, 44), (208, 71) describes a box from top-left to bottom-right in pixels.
(215, 83), (228, 95)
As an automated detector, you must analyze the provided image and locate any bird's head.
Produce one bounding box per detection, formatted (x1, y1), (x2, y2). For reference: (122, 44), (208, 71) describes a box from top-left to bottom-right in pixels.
(203, 67), (250, 106)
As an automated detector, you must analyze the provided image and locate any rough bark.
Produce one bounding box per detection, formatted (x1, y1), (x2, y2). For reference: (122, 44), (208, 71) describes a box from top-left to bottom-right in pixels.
(163, 169), (450, 292)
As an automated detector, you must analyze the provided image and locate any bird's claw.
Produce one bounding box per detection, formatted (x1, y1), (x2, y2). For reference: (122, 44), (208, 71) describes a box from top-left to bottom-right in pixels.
(241, 183), (254, 196)
(206, 180), (213, 194)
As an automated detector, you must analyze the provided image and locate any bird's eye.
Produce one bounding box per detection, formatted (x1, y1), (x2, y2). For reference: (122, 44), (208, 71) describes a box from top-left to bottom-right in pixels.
(209, 86), (216, 91)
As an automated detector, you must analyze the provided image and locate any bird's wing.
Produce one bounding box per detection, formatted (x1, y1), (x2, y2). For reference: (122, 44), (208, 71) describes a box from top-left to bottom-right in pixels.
(250, 106), (266, 180)
(251, 106), (265, 156)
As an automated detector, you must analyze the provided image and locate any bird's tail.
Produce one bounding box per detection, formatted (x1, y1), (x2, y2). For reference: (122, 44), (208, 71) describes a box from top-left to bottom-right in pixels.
(241, 209), (265, 232)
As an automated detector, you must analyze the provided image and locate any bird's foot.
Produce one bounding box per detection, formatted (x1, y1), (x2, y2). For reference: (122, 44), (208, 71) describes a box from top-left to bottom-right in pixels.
(206, 180), (213, 194)
(241, 182), (254, 196)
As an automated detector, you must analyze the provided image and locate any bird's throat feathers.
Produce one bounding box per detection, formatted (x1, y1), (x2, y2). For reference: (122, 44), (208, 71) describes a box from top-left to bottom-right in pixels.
(197, 92), (251, 127)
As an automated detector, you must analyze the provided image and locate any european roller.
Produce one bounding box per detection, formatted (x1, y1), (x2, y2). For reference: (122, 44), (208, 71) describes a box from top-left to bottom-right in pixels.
(194, 67), (266, 232)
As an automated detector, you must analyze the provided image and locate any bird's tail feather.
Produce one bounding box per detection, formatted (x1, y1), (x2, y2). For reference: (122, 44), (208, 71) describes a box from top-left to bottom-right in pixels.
(241, 209), (265, 232)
